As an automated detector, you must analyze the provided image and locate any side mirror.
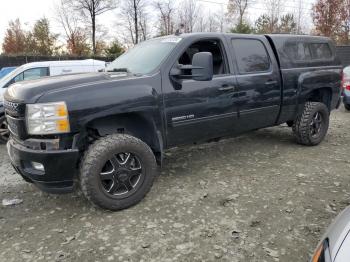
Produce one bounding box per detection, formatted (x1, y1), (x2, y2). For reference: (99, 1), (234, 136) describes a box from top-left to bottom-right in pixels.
(192, 52), (213, 81)
(170, 52), (213, 81)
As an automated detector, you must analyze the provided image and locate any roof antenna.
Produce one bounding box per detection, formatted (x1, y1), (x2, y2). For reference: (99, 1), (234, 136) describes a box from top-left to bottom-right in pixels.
(175, 24), (185, 36)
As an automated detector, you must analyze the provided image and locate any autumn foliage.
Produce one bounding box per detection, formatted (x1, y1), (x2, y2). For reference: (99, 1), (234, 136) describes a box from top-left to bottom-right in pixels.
(2, 19), (27, 54)
(312, 0), (350, 44)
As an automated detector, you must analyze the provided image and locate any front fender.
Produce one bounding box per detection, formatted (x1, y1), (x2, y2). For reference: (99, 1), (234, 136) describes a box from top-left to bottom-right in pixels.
(84, 112), (164, 165)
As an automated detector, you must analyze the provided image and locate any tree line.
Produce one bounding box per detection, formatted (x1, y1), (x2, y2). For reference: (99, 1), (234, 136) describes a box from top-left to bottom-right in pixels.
(2, 0), (350, 58)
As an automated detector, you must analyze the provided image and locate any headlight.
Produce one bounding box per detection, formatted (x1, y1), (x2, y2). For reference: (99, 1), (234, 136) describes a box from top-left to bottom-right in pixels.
(26, 102), (70, 135)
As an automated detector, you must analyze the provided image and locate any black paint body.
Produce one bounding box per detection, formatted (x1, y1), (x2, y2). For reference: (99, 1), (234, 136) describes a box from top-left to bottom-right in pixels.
(3, 33), (342, 193)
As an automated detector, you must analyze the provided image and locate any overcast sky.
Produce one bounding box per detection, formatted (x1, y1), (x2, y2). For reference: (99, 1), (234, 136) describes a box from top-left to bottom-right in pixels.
(0, 0), (58, 40)
(0, 0), (116, 49)
(0, 0), (315, 51)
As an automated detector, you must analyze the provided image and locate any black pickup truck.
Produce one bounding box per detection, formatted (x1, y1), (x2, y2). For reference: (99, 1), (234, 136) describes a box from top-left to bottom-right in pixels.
(4, 33), (342, 210)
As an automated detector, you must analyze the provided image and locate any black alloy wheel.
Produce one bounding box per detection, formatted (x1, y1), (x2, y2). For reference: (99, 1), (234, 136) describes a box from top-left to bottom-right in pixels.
(310, 112), (323, 138)
(99, 152), (144, 198)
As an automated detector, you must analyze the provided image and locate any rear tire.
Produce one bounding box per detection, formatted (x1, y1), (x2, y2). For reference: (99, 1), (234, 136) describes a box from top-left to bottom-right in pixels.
(0, 115), (10, 143)
(344, 103), (350, 111)
(292, 102), (329, 146)
(80, 134), (157, 211)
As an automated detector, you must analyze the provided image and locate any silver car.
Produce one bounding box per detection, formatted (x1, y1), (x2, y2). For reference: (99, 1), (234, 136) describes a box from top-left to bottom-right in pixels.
(311, 206), (350, 262)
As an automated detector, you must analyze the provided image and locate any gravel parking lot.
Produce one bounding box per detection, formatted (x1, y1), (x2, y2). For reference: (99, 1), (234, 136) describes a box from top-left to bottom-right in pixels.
(1, 106), (350, 262)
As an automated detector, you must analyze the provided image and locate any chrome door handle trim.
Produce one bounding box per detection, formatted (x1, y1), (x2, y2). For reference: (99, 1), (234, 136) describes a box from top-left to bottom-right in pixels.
(219, 86), (235, 91)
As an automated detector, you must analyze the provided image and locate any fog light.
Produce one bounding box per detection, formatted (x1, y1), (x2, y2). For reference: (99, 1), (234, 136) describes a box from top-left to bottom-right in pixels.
(31, 162), (45, 172)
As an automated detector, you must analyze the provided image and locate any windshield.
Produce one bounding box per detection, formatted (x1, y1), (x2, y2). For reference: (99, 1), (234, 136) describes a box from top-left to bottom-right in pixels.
(0, 65), (26, 88)
(0, 67), (15, 79)
(106, 37), (181, 75)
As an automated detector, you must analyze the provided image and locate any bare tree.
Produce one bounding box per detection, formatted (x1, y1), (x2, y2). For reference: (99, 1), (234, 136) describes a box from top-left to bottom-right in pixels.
(197, 16), (207, 32)
(56, 0), (91, 55)
(178, 0), (200, 33)
(295, 0), (303, 34)
(264, 0), (284, 33)
(138, 8), (150, 41)
(66, 0), (117, 55)
(227, 0), (250, 26)
(200, 11), (222, 32)
(120, 0), (148, 45)
(217, 5), (226, 32)
(154, 0), (176, 36)
(208, 14), (217, 32)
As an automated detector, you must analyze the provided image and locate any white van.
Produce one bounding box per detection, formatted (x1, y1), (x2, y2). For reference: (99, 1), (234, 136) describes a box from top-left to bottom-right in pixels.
(0, 59), (106, 95)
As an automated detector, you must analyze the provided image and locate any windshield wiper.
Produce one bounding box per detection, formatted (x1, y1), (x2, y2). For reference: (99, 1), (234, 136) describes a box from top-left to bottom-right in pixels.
(106, 68), (129, 73)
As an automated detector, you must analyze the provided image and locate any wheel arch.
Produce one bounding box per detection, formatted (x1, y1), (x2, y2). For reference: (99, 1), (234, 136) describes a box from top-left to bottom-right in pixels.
(297, 68), (340, 112)
(305, 87), (333, 111)
(85, 112), (164, 164)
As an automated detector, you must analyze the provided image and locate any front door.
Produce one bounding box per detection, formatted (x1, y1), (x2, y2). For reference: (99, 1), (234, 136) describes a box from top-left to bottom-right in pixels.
(163, 38), (239, 146)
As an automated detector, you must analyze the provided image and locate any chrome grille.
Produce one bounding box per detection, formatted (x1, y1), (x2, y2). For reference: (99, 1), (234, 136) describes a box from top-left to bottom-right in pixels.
(4, 99), (25, 117)
(4, 99), (26, 138)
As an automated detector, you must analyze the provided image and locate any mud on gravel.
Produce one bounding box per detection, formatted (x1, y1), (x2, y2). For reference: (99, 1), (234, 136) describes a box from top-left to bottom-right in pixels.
(1, 106), (350, 262)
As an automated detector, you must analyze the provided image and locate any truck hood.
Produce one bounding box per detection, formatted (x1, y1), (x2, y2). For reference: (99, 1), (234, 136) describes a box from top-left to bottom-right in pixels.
(4, 72), (131, 103)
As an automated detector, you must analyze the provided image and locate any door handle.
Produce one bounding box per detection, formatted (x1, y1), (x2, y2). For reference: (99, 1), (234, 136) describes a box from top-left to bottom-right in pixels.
(265, 80), (278, 86)
(219, 85), (235, 91)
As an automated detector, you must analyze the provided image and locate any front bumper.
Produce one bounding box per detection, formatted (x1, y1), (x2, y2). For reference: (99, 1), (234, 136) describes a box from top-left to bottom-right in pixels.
(7, 138), (80, 194)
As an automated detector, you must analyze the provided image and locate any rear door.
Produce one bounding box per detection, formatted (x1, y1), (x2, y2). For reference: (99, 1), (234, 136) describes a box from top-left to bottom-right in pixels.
(229, 36), (282, 131)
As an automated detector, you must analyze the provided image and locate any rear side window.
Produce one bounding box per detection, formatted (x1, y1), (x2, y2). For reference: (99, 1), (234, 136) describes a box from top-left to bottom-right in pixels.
(285, 42), (311, 61)
(232, 39), (270, 74)
(310, 43), (332, 59)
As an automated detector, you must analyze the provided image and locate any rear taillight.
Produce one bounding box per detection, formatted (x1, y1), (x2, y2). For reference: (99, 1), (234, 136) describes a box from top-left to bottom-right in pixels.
(341, 70), (350, 91)
(311, 239), (330, 262)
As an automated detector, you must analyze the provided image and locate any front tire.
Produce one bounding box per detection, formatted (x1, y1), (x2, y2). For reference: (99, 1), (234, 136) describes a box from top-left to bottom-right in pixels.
(80, 134), (157, 211)
(0, 115), (10, 143)
(292, 102), (329, 146)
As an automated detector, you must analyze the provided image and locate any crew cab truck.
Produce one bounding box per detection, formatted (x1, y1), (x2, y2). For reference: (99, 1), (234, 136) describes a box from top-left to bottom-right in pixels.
(4, 33), (342, 211)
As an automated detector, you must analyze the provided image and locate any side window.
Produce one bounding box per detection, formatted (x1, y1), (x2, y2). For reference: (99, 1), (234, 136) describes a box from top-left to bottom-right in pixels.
(178, 39), (228, 75)
(23, 67), (49, 81)
(14, 73), (24, 82)
(309, 43), (332, 59)
(298, 43), (311, 60)
(232, 39), (271, 74)
(285, 42), (311, 61)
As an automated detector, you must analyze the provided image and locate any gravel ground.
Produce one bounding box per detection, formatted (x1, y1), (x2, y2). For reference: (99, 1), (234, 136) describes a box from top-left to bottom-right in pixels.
(1, 106), (350, 262)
